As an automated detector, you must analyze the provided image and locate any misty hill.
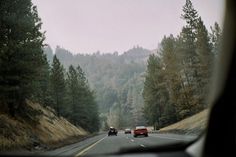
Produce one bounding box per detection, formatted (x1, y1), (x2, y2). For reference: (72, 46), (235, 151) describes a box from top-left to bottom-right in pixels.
(44, 46), (152, 128)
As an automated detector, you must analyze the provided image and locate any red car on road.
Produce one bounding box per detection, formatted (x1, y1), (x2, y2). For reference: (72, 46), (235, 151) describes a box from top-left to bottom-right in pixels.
(133, 126), (148, 137)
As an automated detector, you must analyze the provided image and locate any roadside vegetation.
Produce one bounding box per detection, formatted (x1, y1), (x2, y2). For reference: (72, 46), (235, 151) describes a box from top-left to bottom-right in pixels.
(0, 100), (87, 151)
(0, 0), (99, 134)
(0, 0), (222, 151)
(43, 46), (150, 129)
(143, 0), (222, 129)
(158, 109), (209, 135)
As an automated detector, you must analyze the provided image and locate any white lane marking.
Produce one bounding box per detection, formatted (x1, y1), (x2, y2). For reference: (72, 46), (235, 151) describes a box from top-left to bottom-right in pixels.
(150, 134), (191, 141)
(76, 136), (106, 156)
(140, 144), (145, 147)
(130, 139), (134, 142)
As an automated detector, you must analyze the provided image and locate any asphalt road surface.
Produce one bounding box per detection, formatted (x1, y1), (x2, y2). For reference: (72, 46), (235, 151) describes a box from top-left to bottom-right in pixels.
(43, 132), (196, 157)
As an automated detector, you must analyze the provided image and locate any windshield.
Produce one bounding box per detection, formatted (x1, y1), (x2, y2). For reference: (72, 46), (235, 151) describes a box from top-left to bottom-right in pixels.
(0, 0), (224, 156)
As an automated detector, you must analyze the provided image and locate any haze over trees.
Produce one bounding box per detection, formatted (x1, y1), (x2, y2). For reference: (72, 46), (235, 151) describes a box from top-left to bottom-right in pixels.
(44, 54), (100, 132)
(43, 0), (222, 130)
(0, 0), (222, 133)
(143, 0), (222, 129)
(44, 46), (151, 129)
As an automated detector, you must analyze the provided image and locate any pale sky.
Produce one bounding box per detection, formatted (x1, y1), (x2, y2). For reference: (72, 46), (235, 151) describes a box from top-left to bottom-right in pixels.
(32, 0), (225, 54)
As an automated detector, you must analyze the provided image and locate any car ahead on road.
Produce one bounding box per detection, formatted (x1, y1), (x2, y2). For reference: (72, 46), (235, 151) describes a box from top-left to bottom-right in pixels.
(133, 126), (148, 137)
(124, 128), (132, 134)
(108, 127), (118, 136)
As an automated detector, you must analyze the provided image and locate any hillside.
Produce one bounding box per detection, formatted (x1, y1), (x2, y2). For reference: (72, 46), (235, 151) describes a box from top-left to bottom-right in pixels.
(44, 46), (152, 128)
(158, 109), (209, 135)
(0, 100), (88, 151)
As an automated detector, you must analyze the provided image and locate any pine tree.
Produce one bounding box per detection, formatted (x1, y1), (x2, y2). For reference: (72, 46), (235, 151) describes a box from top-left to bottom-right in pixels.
(67, 65), (79, 108)
(143, 54), (166, 129)
(32, 54), (53, 106)
(85, 90), (100, 132)
(0, 0), (45, 116)
(178, 0), (205, 116)
(180, 0), (200, 86)
(210, 22), (222, 56)
(80, 83), (100, 132)
(66, 65), (80, 123)
(159, 35), (181, 120)
(50, 55), (66, 116)
(181, 0), (199, 35)
(195, 17), (214, 109)
(122, 87), (134, 127)
(65, 64), (100, 132)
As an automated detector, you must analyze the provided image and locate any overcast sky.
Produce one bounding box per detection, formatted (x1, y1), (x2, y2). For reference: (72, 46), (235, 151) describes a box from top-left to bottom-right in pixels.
(32, 0), (225, 54)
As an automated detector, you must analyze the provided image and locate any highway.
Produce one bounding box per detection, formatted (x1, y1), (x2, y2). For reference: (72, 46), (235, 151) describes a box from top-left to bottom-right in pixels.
(42, 132), (196, 156)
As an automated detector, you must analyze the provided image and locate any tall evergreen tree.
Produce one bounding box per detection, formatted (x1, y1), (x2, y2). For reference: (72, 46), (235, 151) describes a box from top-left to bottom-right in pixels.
(178, 0), (206, 116)
(0, 0), (45, 116)
(210, 22), (222, 56)
(76, 65), (100, 132)
(159, 35), (180, 121)
(181, 0), (199, 35)
(180, 0), (200, 87)
(195, 17), (214, 109)
(51, 55), (66, 116)
(142, 0), (217, 125)
(143, 54), (166, 129)
(67, 65), (79, 118)
(32, 54), (53, 106)
(66, 65), (86, 126)
(65, 64), (100, 132)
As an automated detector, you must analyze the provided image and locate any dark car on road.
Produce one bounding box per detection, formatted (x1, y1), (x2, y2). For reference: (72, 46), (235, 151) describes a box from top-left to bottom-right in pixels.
(133, 126), (148, 137)
(108, 127), (118, 136)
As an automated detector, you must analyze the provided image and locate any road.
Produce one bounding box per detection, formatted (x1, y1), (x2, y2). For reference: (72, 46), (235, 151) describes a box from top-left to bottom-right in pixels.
(42, 132), (196, 156)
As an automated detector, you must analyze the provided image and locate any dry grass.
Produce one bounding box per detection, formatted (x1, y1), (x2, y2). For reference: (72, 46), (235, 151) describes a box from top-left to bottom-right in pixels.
(0, 114), (31, 151)
(0, 100), (88, 151)
(159, 109), (209, 135)
(27, 100), (87, 144)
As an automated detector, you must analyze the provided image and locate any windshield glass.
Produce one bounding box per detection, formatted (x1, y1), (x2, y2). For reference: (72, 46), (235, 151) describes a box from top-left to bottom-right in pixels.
(0, 0), (224, 156)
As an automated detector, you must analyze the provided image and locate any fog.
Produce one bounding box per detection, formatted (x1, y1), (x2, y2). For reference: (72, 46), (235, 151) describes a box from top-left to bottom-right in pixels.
(33, 0), (224, 54)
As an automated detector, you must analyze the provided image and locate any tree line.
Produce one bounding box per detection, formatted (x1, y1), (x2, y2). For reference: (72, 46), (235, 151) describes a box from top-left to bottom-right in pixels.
(44, 45), (150, 129)
(143, 0), (222, 129)
(0, 0), (99, 133)
(50, 56), (99, 132)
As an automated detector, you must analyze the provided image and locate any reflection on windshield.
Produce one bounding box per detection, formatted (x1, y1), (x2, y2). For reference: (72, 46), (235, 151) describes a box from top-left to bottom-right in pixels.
(0, 0), (223, 155)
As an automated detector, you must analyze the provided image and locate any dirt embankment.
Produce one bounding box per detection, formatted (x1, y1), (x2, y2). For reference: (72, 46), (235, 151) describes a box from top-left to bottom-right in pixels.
(0, 100), (88, 151)
(158, 109), (209, 136)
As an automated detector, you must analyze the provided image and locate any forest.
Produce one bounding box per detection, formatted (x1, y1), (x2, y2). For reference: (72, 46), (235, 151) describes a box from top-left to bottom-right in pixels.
(44, 45), (151, 129)
(44, 0), (222, 130)
(142, 0), (222, 129)
(0, 0), (222, 132)
(0, 0), (99, 133)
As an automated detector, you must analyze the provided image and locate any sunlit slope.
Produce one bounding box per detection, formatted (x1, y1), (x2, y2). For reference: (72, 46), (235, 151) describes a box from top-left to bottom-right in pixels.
(159, 109), (209, 135)
(0, 100), (88, 151)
